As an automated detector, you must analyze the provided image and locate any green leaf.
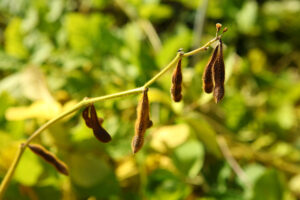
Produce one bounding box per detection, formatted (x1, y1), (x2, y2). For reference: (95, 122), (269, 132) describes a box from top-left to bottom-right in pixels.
(184, 113), (221, 157)
(69, 154), (111, 187)
(14, 149), (43, 186)
(172, 140), (204, 177)
(146, 169), (191, 200)
(4, 18), (28, 59)
(236, 1), (258, 33)
(251, 169), (285, 200)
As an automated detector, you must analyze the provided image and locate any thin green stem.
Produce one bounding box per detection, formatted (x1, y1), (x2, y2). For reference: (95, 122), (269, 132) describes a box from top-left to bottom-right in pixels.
(0, 145), (25, 200)
(183, 36), (220, 57)
(0, 35), (221, 199)
(144, 53), (181, 88)
(85, 87), (144, 105)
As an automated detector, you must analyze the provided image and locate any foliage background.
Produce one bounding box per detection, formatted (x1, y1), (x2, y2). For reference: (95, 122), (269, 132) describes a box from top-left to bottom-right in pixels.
(0, 0), (300, 199)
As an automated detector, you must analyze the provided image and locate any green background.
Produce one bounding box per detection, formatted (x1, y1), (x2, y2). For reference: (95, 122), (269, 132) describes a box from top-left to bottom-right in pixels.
(0, 0), (300, 199)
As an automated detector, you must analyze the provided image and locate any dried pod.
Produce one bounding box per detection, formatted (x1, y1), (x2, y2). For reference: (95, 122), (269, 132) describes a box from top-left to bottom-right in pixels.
(171, 58), (183, 102)
(147, 120), (153, 128)
(132, 88), (151, 154)
(222, 27), (228, 33)
(89, 104), (111, 143)
(213, 39), (225, 103)
(82, 106), (92, 128)
(202, 44), (219, 93)
(131, 135), (144, 154)
(82, 106), (104, 128)
(28, 144), (69, 175)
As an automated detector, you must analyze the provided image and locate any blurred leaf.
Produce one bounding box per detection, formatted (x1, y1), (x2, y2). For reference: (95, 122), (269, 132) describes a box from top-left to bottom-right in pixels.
(276, 103), (295, 130)
(21, 7), (38, 32)
(115, 157), (138, 181)
(236, 1), (258, 34)
(46, 0), (64, 22)
(6, 100), (61, 120)
(150, 124), (190, 153)
(146, 169), (191, 200)
(0, 52), (22, 70)
(157, 25), (192, 66)
(289, 174), (300, 197)
(184, 113), (221, 157)
(69, 154), (111, 187)
(170, 0), (202, 9)
(14, 149), (43, 186)
(140, 4), (173, 21)
(172, 140), (204, 177)
(251, 169), (285, 200)
(148, 88), (172, 106)
(4, 18), (28, 59)
(20, 66), (55, 101)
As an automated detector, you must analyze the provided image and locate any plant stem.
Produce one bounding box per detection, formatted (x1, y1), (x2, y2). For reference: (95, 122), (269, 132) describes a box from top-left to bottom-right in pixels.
(0, 144), (25, 200)
(0, 35), (220, 199)
(183, 36), (219, 57)
(144, 53), (181, 88)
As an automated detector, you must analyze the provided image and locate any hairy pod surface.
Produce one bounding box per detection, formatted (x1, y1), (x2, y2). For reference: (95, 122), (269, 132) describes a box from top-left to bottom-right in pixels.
(131, 135), (144, 154)
(202, 45), (219, 93)
(213, 39), (225, 103)
(28, 144), (69, 175)
(132, 88), (151, 154)
(89, 104), (111, 143)
(171, 58), (183, 102)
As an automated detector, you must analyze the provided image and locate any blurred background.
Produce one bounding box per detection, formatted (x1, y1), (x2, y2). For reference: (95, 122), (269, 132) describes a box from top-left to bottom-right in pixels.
(0, 0), (300, 199)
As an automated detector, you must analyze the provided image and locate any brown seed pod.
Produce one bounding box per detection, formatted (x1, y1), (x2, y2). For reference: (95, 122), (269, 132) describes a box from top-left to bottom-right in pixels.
(89, 104), (111, 143)
(82, 106), (103, 128)
(131, 135), (144, 154)
(82, 106), (92, 128)
(202, 44), (219, 93)
(132, 88), (151, 154)
(28, 144), (69, 175)
(213, 39), (225, 103)
(171, 58), (183, 102)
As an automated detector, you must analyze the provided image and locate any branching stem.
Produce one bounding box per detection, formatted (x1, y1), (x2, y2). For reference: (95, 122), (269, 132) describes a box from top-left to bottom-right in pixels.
(0, 35), (221, 199)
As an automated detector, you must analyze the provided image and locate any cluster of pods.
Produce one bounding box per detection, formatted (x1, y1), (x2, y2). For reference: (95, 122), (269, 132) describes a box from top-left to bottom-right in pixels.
(27, 23), (226, 175)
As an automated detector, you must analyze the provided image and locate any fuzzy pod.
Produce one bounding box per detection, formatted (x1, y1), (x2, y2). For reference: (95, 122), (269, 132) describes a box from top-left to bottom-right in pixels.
(202, 44), (219, 93)
(171, 58), (183, 102)
(131, 135), (144, 154)
(89, 104), (111, 143)
(28, 144), (69, 175)
(132, 88), (151, 153)
(213, 39), (225, 103)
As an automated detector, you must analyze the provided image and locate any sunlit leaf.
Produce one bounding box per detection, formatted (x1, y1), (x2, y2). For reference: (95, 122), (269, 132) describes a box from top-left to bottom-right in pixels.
(150, 124), (189, 153)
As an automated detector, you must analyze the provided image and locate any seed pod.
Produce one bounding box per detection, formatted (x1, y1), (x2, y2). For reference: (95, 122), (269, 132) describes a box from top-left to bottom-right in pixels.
(132, 88), (151, 154)
(202, 44), (219, 93)
(82, 106), (103, 128)
(213, 39), (225, 103)
(147, 120), (153, 128)
(131, 135), (144, 154)
(171, 58), (183, 102)
(89, 104), (111, 143)
(82, 106), (92, 128)
(28, 144), (69, 175)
